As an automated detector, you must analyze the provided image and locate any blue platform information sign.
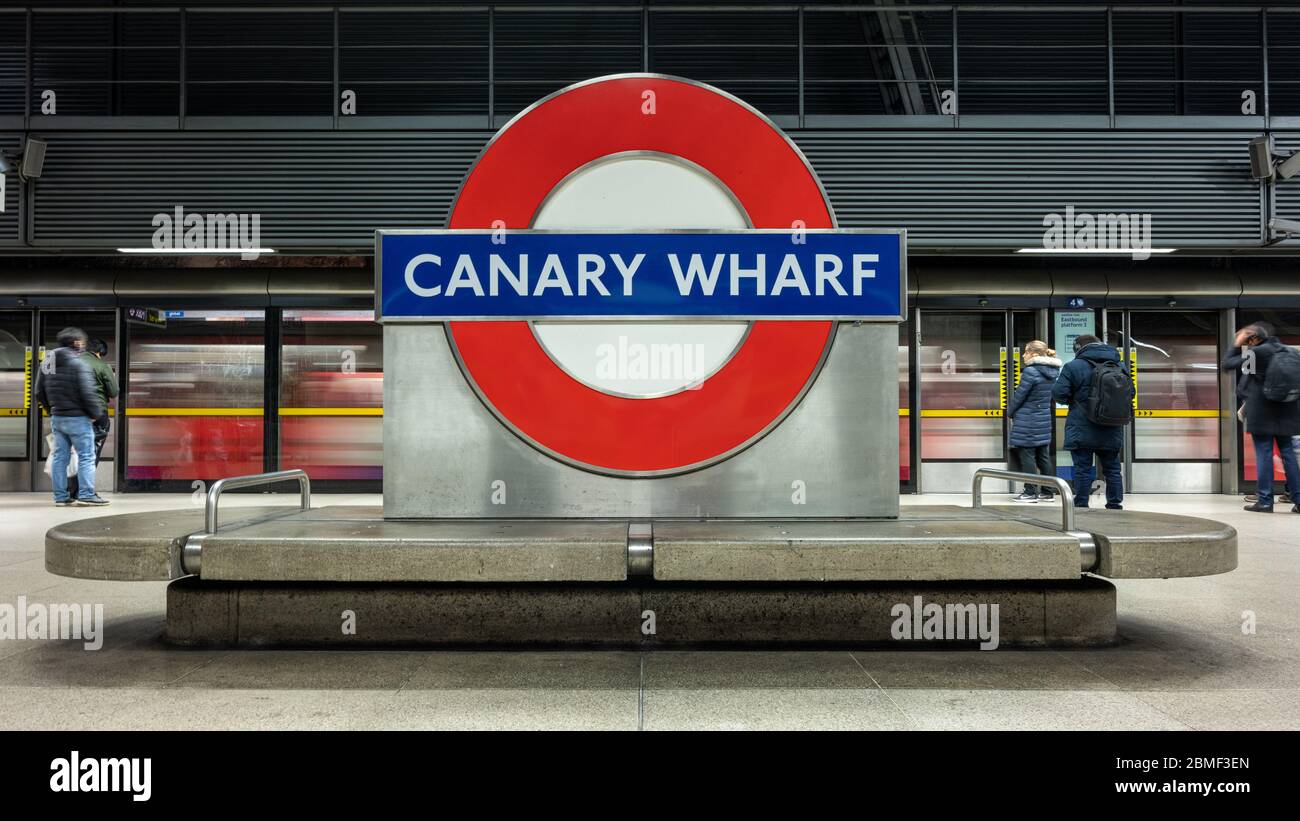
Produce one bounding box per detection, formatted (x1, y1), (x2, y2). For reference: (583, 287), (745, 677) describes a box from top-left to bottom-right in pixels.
(377, 229), (905, 322)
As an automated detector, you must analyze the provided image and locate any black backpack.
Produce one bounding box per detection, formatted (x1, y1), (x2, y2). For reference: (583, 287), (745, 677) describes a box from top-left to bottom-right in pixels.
(1263, 345), (1300, 403)
(1085, 359), (1133, 426)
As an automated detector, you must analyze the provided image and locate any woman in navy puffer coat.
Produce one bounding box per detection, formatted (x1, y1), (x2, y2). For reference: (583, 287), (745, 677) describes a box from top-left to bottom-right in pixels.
(1006, 341), (1062, 500)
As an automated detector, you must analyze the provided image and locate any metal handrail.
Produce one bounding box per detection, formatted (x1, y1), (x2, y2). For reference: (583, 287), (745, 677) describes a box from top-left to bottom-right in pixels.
(205, 469), (311, 534)
(972, 468), (1074, 532)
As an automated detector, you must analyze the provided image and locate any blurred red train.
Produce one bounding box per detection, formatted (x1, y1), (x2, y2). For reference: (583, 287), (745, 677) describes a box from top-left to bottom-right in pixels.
(126, 310), (383, 482)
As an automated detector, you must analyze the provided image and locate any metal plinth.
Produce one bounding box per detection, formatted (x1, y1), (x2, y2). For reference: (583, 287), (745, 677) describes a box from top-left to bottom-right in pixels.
(382, 322), (901, 518)
(165, 576), (1118, 648)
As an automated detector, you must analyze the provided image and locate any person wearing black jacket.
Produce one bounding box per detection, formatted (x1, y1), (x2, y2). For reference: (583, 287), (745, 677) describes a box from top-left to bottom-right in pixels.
(32, 327), (108, 507)
(1051, 335), (1133, 509)
(67, 337), (118, 500)
(1222, 322), (1300, 513)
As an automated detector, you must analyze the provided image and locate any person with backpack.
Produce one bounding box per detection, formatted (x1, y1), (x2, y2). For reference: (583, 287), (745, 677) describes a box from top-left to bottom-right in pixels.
(1051, 334), (1134, 510)
(1006, 340), (1062, 502)
(1221, 322), (1300, 513)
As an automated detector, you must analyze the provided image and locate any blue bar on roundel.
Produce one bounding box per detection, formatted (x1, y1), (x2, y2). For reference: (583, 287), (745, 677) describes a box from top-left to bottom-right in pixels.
(377, 230), (904, 322)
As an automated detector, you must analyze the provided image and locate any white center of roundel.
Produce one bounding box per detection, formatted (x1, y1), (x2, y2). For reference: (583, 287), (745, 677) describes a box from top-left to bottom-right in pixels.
(530, 154), (750, 398)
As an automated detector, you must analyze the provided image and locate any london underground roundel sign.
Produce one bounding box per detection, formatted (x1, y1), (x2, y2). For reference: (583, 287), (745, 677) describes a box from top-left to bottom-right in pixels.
(377, 74), (905, 477)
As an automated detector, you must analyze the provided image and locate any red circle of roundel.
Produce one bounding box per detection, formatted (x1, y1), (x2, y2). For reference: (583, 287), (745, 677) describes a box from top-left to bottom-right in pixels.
(447, 75), (834, 475)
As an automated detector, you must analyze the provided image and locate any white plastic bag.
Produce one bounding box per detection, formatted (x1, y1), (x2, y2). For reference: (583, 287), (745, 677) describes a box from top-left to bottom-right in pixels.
(43, 433), (79, 477)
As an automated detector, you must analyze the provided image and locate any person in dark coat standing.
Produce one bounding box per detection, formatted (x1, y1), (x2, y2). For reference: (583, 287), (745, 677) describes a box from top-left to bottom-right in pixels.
(1221, 322), (1300, 513)
(1007, 340), (1062, 502)
(67, 337), (118, 501)
(32, 327), (108, 506)
(1051, 334), (1133, 509)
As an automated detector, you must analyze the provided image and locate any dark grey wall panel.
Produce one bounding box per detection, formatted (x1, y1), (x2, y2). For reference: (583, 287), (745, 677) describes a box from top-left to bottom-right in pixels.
(794, 131), (1264, 247)
(0, 269), (114, 299)
(24, 129), (1269, 251)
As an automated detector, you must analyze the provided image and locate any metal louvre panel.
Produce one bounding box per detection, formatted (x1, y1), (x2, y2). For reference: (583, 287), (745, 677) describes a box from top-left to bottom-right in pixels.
(791, 131), (1262, 248)
(338, 6), (489, 109)
(18, 129), (1270, 252)
(649, 9), (800, 117)
(30, 132), (493, 250)
(0, 11), (25, 118)
(0, 135), (19, 245)
(492, 10), (642, 117)
(1272, 134), (1300, 245)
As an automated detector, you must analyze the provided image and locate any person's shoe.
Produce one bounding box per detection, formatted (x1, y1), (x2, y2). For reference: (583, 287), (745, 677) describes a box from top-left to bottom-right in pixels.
(1106, 504), (1123, 510)
(1244, 502), (1273, 513)
(54, 499), (73, 507)
(1012, 490), (1038, 503)
(1037, 492), (1055, 501)
(1292, 504), (1299, 514)
(1244, 494), (1258, 503)
(75, 495), (110, 507)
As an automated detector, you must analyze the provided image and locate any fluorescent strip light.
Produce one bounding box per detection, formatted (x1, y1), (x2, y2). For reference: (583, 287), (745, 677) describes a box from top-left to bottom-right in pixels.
(117, 248), (276, 254)
(1015, 247), (1176, 255)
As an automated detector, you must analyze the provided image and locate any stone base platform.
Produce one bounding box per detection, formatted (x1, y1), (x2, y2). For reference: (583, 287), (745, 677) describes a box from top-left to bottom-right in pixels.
(47, 502), (1233, 648)
(46, 504), (1237, 583)
(165, 576), (1117, 648)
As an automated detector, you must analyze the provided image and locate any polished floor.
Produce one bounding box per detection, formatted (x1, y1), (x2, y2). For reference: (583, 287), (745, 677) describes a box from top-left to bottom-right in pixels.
(0, 491), (1296, 730)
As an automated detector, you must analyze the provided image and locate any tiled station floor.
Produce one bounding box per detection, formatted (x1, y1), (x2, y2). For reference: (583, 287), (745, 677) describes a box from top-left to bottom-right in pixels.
(0, 492), (1296, 730)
